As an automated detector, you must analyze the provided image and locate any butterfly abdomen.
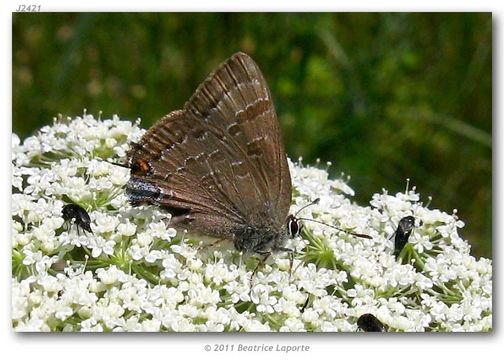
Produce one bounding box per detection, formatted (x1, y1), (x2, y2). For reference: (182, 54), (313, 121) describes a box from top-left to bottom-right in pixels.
(126, 176), (163, 206)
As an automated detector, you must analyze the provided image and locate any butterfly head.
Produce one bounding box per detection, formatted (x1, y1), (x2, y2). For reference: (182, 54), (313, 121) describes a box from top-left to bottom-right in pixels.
(287, 214), (303, 238)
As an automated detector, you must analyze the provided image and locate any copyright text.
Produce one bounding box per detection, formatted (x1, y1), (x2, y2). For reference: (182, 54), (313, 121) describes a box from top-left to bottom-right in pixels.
(206, 344), (310, 353)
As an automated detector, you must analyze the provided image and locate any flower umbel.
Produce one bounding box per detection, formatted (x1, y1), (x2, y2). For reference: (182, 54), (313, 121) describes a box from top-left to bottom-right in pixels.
(11, 114), (492, 332)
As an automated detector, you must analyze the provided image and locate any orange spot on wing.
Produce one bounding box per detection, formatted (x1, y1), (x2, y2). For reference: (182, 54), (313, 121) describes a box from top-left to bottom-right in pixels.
(132, 159), (151, 174)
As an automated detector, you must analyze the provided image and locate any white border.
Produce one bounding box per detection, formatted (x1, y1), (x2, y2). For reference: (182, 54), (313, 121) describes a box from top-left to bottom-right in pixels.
(2, 1), (500, 360)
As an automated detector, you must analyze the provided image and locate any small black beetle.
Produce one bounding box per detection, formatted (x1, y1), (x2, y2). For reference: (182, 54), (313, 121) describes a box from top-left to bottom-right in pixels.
(62, 203), (93, 234)
(393, 215), (416, 257)
(357, 313), (386, 332)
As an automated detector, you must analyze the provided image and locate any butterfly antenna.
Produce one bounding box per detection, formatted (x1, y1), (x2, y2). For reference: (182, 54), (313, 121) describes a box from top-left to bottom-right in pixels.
(294, 198), (320, 217)
(297, 217), (372, 239)
(97, 157), (130, 169)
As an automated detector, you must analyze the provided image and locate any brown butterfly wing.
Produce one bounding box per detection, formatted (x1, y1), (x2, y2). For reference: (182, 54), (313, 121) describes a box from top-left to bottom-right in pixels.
(126, 52), (292, 240)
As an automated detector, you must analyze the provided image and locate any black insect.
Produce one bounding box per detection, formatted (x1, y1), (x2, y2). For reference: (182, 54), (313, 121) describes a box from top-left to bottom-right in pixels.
(357, 313), (386, 332)
(393, 215), (415, 257)
(62, 203), (93, 234)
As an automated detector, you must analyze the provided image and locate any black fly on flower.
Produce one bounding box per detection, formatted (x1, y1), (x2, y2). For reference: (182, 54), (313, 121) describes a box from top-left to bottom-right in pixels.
(62, 203), (93, 235)
(392, 215), (416, 257)
(357, 313), (386, 332)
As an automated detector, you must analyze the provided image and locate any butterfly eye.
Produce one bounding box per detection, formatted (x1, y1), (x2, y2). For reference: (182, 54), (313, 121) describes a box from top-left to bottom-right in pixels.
(287, 215), (302, 237)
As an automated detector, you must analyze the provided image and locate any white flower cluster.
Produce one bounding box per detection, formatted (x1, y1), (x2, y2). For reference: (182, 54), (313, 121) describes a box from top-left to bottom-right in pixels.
(11, 114), (492, 332)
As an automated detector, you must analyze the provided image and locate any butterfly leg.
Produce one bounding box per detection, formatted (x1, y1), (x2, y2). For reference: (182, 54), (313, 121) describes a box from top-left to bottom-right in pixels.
(288, 251), (294, 280)
(272, 246), (294, 279)
(250, 251), (271, 281)
(198, 237), (228, 251)
(274, 246), (293, 252)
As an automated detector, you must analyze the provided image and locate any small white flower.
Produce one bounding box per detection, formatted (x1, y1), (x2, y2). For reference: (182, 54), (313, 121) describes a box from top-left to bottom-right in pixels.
(301, 308), (320, 323)
(96, 266), (127, 285)
(160, 254), (182, 280)
(279, 317), (306, 332)
(117, 220), (137, 237)
(145, 250), (162, 263)
(94, 213), (120, 234)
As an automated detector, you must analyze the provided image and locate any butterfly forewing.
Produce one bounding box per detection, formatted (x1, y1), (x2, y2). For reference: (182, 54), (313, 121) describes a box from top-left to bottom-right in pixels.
(185, 53), (291, 222)
(126, 52), (292, 245)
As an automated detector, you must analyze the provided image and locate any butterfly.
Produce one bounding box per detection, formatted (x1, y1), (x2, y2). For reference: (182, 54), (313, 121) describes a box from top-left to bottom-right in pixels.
(125, 52), (300, 255)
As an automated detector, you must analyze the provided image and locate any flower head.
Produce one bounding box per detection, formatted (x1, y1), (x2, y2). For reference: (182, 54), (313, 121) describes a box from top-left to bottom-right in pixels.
(12, 115), (492, 332)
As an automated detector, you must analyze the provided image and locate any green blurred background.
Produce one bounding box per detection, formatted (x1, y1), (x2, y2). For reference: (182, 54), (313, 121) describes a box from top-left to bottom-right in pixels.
(12, 13), (492, 258)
